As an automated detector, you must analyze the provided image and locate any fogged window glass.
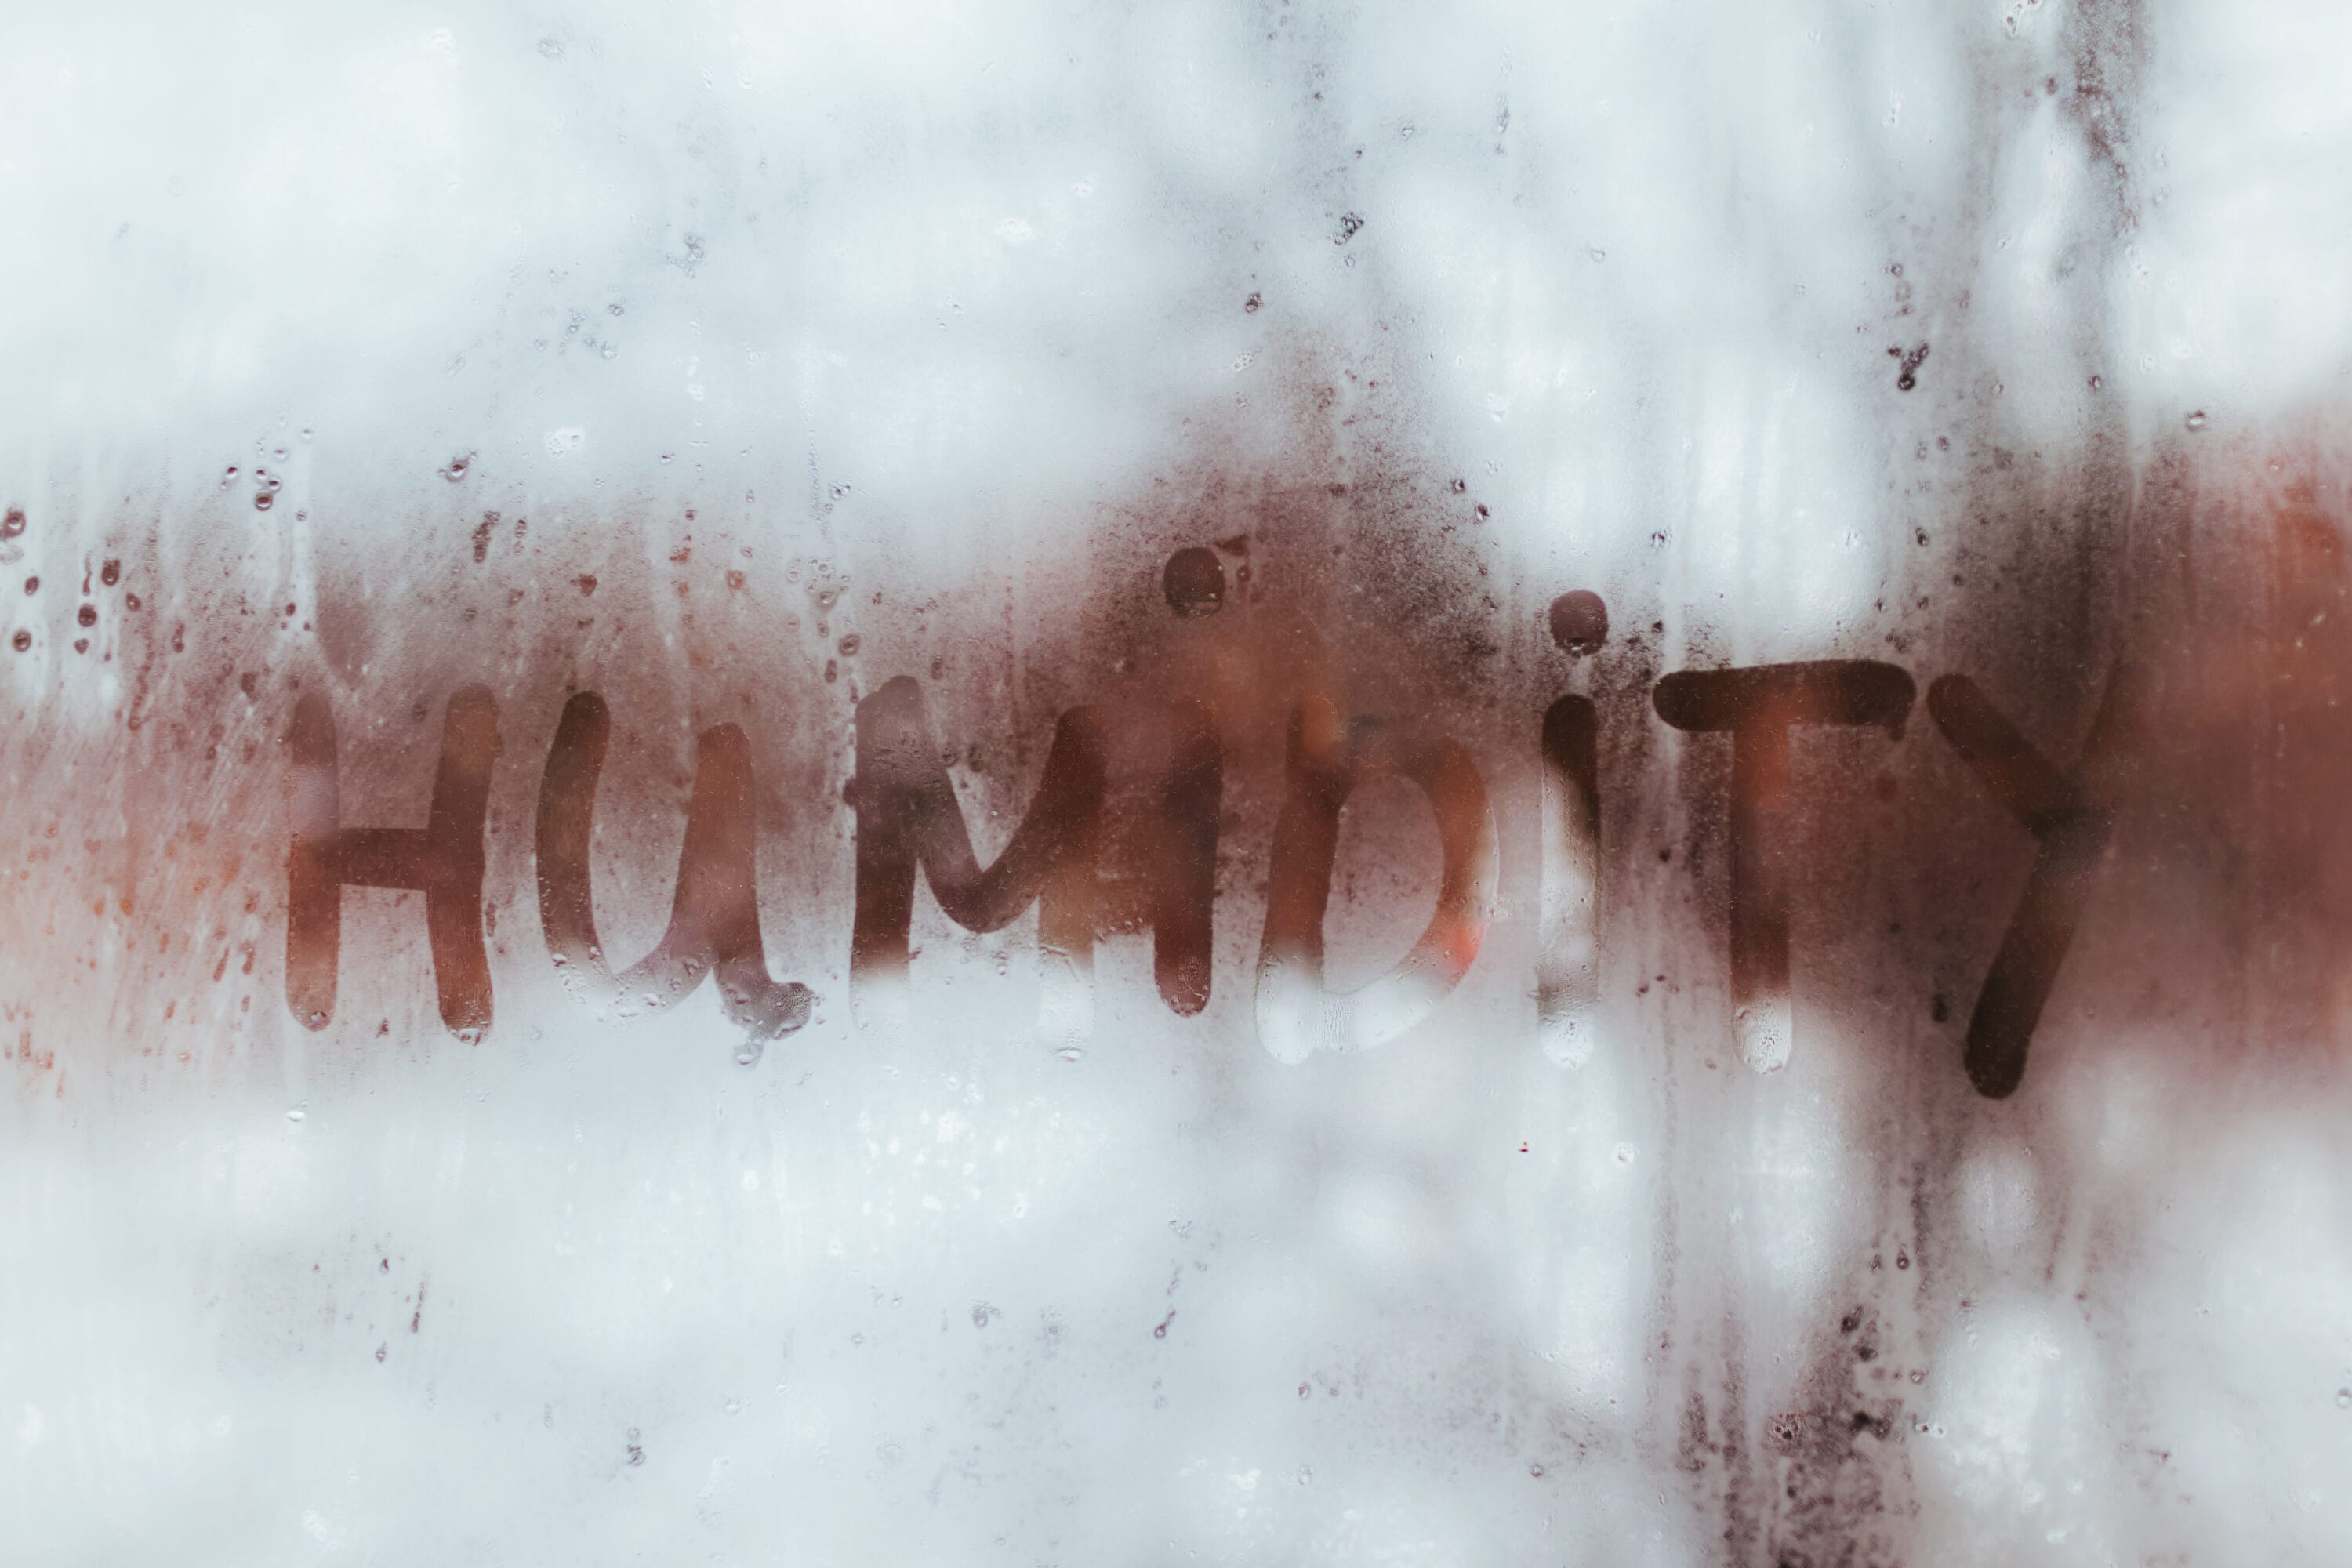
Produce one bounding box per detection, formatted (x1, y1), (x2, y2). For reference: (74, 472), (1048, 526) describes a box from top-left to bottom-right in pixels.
(6, 3), (2350, 1563)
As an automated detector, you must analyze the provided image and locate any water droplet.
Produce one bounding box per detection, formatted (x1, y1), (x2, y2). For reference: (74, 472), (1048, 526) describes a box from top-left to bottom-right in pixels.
(1548, 590), (1609, 655)
(600, 343), (618, 359)
(9, 631), (28, 652)
(441, 453), (471, 482)
(2185, 409), (2208, 431)
(221, 466), (238, 487)
(1057, 1044), (1085, 1063)
(538, 36), (564, 58)
(2338, 1388), (2350, 1408)
(253, 492), (274, 512)
(723, 1399), (741, 1414)
(733, 1040), (764, 1067)
(1588, 247), (1606, 263)
(286, 1108), (306, 1122)
(1243, 292), (1261, 313)
(1163, 546), (1224, 618)
(454, 1026), (481, 1046)
(837, 633), (861, 656)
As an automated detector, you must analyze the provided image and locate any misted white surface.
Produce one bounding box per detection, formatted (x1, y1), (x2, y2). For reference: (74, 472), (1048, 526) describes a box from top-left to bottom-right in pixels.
(5, 3), (2351, 1564)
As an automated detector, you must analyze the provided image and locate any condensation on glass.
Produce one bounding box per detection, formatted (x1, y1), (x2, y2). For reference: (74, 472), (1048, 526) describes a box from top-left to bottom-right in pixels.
(4, 4), (2350, 1564)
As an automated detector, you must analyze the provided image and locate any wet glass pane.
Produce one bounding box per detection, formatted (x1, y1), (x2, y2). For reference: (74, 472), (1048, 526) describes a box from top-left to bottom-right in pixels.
(6, 3), (2350, 1562)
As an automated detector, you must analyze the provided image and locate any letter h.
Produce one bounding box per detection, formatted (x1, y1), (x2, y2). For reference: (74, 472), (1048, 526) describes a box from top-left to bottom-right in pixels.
(286, 688), (499, 1038)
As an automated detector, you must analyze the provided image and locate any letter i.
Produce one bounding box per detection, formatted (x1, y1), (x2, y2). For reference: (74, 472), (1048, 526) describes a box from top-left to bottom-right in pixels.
(1538, 590), (1609, 1064)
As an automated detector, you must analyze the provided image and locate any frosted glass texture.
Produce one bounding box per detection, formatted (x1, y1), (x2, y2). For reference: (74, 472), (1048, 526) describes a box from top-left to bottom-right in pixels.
(6, 3), (2352, 1563)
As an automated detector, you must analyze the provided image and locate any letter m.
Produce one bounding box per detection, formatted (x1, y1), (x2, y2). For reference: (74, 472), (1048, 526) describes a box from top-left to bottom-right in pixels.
(848, 676), (1219, 1024)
